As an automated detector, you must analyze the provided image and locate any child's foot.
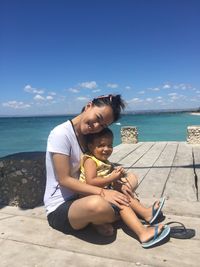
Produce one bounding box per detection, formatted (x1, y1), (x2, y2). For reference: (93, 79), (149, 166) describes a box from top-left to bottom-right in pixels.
(93, 223), (114, 236)
(144, 197), (165, 224)
(140, 224), (170, 248)
(139, 224), (164, 243)
(144, 201), (160, 222)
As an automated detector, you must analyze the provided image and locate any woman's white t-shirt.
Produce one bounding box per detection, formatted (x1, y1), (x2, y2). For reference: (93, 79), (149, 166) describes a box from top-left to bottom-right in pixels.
(43, 120), (82, 215)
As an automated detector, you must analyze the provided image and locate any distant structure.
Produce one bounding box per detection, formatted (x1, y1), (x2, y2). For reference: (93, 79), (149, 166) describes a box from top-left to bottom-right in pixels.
(187, 126), (200, 144)
(121, 126), (138, 144)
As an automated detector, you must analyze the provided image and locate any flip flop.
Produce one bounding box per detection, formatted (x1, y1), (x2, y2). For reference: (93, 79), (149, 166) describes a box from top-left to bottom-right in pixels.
(166, 221), (196, 239)
(142, 225), (170, 248)
(149, 197), (165, 225)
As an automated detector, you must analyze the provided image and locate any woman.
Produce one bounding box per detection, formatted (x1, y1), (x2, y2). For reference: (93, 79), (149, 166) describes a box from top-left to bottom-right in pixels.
(44, 94), (170, 245)
(44, 94), (130, 236)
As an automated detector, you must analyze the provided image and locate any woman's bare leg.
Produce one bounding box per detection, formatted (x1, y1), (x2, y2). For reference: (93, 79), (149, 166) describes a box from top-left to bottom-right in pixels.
(68, 195), (116, 230)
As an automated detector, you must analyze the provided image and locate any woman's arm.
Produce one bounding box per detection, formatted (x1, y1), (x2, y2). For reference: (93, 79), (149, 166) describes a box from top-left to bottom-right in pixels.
(52, 153), (130, 208)
(53, 153), (100, 195)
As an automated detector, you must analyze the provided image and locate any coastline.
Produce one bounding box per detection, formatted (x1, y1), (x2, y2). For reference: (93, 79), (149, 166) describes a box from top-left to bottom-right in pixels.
(190, 112), (200, 116)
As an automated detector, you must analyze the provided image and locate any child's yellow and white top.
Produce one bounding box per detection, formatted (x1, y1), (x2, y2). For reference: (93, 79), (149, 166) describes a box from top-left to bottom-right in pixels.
(79, 154), (113, 183)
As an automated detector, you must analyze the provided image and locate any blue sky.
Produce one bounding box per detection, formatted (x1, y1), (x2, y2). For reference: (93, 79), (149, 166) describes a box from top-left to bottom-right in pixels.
(1, 0), (200, 116)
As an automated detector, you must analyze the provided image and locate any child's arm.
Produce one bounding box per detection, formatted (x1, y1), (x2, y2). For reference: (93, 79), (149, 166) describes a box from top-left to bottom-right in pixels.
(84, 158), (123, 187)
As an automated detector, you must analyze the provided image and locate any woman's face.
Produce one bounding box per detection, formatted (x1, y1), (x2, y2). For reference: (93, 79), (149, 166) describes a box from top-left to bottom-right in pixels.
(81, 103), (114, 135)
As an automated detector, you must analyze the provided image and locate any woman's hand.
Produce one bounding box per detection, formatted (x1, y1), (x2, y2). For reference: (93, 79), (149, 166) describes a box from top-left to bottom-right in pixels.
(101, 188), (130, 209)
(121, 183), (134, 198)
(117, 177), (134, 198)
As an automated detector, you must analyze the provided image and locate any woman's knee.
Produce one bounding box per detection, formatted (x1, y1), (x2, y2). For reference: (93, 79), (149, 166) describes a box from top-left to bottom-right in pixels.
(84, 195), (111, 215)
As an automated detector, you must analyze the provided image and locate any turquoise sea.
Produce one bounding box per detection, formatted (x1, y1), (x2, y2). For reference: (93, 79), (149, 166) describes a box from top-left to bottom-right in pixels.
(0, 112), (199, 158)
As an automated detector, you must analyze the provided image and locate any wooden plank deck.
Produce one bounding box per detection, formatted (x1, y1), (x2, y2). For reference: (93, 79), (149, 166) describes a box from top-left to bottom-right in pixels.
(110, 141), (199, 204)
(0, 142), (200, 267)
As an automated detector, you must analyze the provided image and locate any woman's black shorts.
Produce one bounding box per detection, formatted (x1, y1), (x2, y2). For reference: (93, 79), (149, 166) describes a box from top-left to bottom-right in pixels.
(47, 196), (78, 234)
(47, 195), (120, 234)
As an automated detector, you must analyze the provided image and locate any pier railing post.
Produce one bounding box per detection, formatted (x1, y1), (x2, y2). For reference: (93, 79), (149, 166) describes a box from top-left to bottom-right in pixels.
(121, 126), (138, 144)
(187, 125), (200, 144)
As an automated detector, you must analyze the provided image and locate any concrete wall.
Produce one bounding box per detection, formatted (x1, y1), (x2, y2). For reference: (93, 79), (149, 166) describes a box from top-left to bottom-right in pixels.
(187, 126), (200, 144)
(0, 152), (46, 209)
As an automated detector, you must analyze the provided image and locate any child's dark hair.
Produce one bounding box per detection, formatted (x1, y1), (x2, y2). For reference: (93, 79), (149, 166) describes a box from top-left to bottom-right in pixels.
(86, 128), (114, 145)
(82, 94), (126, 122)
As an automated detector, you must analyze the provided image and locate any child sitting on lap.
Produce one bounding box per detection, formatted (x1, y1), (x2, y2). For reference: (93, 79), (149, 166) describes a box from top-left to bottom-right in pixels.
(79, 128), (169, 248)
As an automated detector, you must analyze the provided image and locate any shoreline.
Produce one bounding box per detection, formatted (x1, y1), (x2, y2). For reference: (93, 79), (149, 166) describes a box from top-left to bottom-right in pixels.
(190, 112), (200, 116)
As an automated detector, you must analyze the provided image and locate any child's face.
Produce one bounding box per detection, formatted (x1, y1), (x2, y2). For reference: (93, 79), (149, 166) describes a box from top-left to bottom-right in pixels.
(88, 135), (113, 162)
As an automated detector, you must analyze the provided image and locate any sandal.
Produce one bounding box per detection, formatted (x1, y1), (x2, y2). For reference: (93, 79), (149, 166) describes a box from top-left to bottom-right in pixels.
(142, 224), (170, 248)
(166, 221), (195, 239)
(149, 197), (165, 225)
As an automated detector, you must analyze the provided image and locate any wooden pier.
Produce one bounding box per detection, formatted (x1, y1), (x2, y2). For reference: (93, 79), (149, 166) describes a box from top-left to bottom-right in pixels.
(110, 141), (199, 203)
(0, 142), (200, 267)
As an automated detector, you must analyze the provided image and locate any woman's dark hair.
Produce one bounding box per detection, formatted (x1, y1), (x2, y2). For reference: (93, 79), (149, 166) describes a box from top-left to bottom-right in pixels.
(92, 94), (125, 122)
(86, 128), (114, 146)
(81, 94), (126, 122)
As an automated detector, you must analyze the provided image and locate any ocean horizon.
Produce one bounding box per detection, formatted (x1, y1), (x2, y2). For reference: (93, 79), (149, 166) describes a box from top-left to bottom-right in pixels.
(0, 112), (199, 158)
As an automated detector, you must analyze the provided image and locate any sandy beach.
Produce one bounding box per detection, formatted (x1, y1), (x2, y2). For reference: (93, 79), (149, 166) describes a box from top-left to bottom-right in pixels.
(190, 112), (200, 116)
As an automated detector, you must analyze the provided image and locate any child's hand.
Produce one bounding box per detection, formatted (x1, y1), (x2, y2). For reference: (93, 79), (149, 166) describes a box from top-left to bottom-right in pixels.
(115, 166), (126, 174)
(110, 167), (124, 180)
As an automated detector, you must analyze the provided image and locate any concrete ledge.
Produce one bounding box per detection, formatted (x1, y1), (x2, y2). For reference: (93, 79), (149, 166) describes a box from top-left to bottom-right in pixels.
(187, 126), (200, 144)
(0, 152), (46, 208)
(121, 126), (138, 144)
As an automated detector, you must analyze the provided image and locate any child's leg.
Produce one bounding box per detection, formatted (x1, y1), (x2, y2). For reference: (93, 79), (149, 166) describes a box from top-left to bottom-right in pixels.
(113, 172), (163, 223)
(123, 172), (138, 191)
(129, 197), (161, 223)
(119, 205), (164, 243)
(113, 172), (138, 195)
(122, 173), (163, 223)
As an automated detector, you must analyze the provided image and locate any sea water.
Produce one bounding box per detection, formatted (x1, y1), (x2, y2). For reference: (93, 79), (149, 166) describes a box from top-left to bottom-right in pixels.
(0, 113), (199, 157)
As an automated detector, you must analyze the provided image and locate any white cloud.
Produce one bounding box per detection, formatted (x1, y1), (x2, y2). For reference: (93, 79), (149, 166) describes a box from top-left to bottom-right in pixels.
(49, 92), (57, 96)
(34, 94), (45, 101)
(168, 93), (180, 101)
(76, 96), (89, 101)
(125, 86), (131, 90)
(2, 101), (31, 109)
(157, 99), (164, 103)
(80, 81), (97, 89)
(151, 87), (160, 91)
(163, 83), (171, 89)
(146, 98), (153, 102)
(173, 83), (192, 90)
(24, 84), (44, 94)
(168, 93), (178, 97)
(92, 89), (101, 93)
(46, 95), (53, 100)
(138, 90), (145, 94)
(127, 98), (143, 103)
(180, 85), (186, 90)
(69, 88), (79, 93)
(107, 83), (118, 89)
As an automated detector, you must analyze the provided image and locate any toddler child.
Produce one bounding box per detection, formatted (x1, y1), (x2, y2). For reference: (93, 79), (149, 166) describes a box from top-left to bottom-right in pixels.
(79, 128), (170, 248)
